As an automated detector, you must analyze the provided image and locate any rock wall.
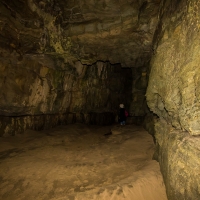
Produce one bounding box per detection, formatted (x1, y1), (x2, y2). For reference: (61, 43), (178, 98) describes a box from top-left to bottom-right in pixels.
(0, 0), (159, 136)
(131, 65), (149, 115)
(127, 65), (150, 125)
(146, 0), (200, 199)
(0, 55), (132, 136)
(154, 119), (200, 200)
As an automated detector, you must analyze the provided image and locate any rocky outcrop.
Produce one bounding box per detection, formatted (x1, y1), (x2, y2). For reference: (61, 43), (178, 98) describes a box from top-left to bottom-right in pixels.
(146, 0), (200, 199)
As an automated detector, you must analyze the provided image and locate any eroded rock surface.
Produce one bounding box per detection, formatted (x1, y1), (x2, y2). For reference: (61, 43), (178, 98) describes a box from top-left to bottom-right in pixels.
(0, 0), (160, 67)
(154, 120), (200, 200)
(146, 0), (200, 199)
(146, 0), (200, 136)
(0, 60), (132, 136)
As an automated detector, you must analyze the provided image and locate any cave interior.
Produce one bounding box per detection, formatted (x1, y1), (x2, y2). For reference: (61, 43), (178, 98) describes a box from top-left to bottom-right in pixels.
(1, 0), (200, 199)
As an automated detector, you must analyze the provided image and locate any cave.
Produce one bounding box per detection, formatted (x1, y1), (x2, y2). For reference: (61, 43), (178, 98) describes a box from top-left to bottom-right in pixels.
(0, 0), (200, 199)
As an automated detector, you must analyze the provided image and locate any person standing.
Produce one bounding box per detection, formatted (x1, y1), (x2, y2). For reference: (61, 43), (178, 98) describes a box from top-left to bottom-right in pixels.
(118, 104), (126, 125)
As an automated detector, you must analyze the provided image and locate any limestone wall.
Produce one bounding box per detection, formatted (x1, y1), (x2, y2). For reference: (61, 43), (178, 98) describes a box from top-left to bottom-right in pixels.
(147, 0), (200, 136)
(130, 66), (149, 117)
(154, 119), (200, 200)
(126, 65), (150, 125)
(146, 0), (200, 199)
(0, 55), (132, 136)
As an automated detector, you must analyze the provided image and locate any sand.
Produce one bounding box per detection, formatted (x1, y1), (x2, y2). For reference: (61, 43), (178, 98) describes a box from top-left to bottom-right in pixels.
(0, 124), (168, 200)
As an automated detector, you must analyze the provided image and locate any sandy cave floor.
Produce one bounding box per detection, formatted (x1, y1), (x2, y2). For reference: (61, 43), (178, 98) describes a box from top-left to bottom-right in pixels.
(0, 124), (168, 200)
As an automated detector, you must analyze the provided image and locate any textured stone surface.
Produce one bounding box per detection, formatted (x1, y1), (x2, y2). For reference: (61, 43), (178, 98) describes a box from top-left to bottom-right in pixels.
(0, 0), (160, 67)
(146, 0), (200, 136)
(0, 0), (160, 135)
(0, 58), (131, 116)
(154, 119), (200, 200)
(0, 58), (132, 136)
(146, 0), (200, 199)
(130, 66), (149, 116)
(0, 113), (116, 136)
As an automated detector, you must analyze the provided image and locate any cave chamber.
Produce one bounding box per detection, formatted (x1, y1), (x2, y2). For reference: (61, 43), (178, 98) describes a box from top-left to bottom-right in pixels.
(1, 0), (200, 199)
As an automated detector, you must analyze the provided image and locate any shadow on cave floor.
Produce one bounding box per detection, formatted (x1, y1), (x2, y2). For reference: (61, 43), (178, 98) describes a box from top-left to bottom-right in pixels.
(0, 124), (167, 200)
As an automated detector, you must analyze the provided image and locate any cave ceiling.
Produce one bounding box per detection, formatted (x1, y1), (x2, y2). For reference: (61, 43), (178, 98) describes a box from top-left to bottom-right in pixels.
(0, 0), (161, 68)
